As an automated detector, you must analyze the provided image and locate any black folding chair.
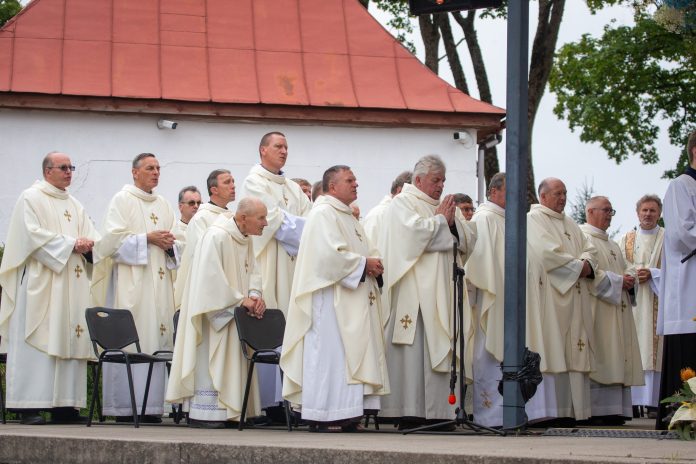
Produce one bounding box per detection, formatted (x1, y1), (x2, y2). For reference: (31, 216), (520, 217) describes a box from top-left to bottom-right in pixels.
(234, 307), (292, 431)
(0, 337), (6, 424)
(84, 307), (172, 428)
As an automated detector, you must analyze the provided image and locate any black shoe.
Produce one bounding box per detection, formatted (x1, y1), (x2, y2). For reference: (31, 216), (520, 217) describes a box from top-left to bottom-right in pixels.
(20, 413), (46, 425)
(51, 408), (87, 424)
(188, 418), (226, 429)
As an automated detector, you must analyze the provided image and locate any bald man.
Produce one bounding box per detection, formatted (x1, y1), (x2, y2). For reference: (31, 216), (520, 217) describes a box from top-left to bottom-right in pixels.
(525, 177), (596, 425)
(0, 151), (99, 425)
(167, 197), (268, 428)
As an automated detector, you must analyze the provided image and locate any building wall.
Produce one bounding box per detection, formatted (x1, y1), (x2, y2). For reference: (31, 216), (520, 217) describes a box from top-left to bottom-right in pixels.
(0, 108), (478, 241)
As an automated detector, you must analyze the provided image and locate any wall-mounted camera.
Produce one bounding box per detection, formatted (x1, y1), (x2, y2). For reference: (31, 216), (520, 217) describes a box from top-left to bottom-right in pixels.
(157, 119), (178, 130)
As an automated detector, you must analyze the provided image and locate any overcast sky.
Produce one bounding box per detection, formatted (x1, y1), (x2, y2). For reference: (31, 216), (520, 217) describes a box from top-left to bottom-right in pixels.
(372, 2), (676, 236)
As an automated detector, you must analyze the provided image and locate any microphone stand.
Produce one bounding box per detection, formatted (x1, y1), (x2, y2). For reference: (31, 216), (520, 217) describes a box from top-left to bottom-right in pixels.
(403, 241), (505, 436)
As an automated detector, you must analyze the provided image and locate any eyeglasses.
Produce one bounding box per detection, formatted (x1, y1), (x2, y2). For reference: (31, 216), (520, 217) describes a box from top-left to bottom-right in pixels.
(181, 201), (202, 207)
(47, 165), (76, 172)
(592, 207), (616, 216)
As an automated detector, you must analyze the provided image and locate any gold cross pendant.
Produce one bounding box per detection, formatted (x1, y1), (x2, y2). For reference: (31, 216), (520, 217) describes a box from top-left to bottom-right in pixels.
(150, 212), (159, 225)
(158, 267), (165, 280)
(400, 314), (413, 329)
(75, 324), (84, 338)
(64, 210), (72, 222)
(74, 265), (83, 278)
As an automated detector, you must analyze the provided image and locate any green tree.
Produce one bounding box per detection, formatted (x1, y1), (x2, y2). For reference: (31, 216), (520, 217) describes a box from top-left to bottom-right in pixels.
(0, 0), (21, 28)
(364, 0), (567, 206)
(550, 7), (696, 178)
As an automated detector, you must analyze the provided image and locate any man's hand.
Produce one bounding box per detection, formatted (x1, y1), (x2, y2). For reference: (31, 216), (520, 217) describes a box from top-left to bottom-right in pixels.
(435, 194), (456, 226)
(242, 296), (266, 319)
(622, 274), (636, 290)
(146, 230), (175, 251)
(73, 238), (94, 254)
(366, 257), (384, 277)
(579, 260), (593, 278)
(637, 268), (652, 284)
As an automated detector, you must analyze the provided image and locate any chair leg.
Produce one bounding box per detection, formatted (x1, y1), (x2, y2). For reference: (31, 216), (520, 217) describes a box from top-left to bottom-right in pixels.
(1, 367), (6, 425)
(124, 359), (139, 428)
(279, 371), (291, 432)
(141, 362), (155, 418)
(89, 362), (104, 422)
(87, 362), (102, 427)
(239, 361), (255, 431)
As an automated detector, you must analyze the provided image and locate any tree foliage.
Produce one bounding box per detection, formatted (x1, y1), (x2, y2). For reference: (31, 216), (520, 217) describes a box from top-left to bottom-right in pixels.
(550, 8), (696, 178)
(0, 0), (21, 28)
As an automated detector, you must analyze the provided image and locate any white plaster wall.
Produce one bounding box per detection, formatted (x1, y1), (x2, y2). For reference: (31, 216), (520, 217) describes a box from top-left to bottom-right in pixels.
(0, 108), (478, 241)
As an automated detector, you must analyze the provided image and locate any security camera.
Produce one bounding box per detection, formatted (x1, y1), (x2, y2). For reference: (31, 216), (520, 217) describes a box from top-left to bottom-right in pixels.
(157, 119), (178, 130)
(453, 131), (474, 147)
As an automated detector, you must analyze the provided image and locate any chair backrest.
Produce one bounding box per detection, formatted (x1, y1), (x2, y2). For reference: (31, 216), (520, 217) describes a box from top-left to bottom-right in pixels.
(85, 307), (141, 354)
(234, 307), (285, 351)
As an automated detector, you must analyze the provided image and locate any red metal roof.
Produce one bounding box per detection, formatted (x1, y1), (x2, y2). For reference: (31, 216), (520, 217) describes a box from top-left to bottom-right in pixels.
(0, 0), (504, 116)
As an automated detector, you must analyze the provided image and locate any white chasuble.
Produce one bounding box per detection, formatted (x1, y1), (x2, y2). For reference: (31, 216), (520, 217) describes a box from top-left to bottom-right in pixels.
(378, 183), (475, 419)
(92, 184), (180, 416)
(166, 216), (262, 421)
(0, 180), (100, 408)
(280, 195), (389, 418)
(243, 165), (312, 313)
(619, 226), (663, 406)
(361, 195), (391, 253)
(173, 203), (232, 309)
(581, 224), (644, 387)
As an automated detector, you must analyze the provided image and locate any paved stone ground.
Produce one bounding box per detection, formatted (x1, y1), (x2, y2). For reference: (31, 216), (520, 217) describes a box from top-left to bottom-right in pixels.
(0, 418), (691, 464)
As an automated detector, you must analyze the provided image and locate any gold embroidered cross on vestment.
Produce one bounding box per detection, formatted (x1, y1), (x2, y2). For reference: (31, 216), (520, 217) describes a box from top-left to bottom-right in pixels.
(575, 282), (581, 294)
(75, 324), (84, 338)
(368, 291), (376, 306)
(64, 210), (72, 222)
(74, 265), (83, 278)
(563, 231), (571, 240)
(400, 315), (413, 329)
(160, 324), (167, 336)
(621, 301), (627, 312)
(577, 339), (586, 352)
(150, 213), (159, 225)
(610, 250), (617, 260)
(158, 267), (165, 280)
(283, 195), (289, 206)
(245, 260), (249, 273)
(355, 229), (362, 241)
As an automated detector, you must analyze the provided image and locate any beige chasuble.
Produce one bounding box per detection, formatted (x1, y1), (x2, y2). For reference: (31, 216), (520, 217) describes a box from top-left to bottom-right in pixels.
(173, 203), (233, 309)
(362, 195), (391, 253)
(381, 183), (475, 373)
(619, 227), (663, 372)
(281, 195), (389, 405)
(167, 216), (262, 419)
(464, 202), (505, 363)
(243, 165), (312, 313)
(526, 204), (596, 374)
(0, 180), (99, 359)
(92, 184), (178, 353)
(582, 225), (644, 387)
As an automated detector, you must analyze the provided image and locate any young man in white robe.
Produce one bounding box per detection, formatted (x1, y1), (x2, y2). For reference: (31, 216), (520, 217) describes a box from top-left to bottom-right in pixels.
(656, 130), (696, 429)
(378, 155), (476, 429)
(281, 165), (390, 432)
(167, 198), (268, 428)
(243, 132), (312, 411)
(618, 195), (664, 414)
(361, 171), (411, 253)
(525, 178), (596, 424)
(173, 169), (235, 311)
(92, 153), (181, 421)
(0, 151), (99, 425)
(581, 196), (644, 425)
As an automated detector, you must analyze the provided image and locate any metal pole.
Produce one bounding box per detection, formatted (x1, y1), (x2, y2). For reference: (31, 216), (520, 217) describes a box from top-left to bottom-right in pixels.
(502, 0), (529, 430)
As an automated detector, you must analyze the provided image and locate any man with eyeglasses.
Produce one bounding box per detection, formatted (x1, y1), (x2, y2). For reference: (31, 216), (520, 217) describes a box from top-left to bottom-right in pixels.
(0, 151), (100, 425)
(618, 195), (664, 419)
(92, 152), (181, 423)
(580, 196), (643, 426)
(453, 193), (476, 221)
(173, 169), (235, 311)
(173, 186), (202, 243)
(526, 177), (596, 426)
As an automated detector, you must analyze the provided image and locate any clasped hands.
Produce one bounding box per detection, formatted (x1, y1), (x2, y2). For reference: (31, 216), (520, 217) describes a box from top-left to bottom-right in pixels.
(73, 237), (94, 254)
(366, 257), (384, 278)
(242, 296), (266, 319)
(147, 230), (176, 251)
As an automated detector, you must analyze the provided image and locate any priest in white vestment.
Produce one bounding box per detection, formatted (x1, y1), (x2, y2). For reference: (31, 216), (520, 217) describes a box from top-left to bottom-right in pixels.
(172, 186), (202, 244)
(378, 155), (475, 429)
(243, 132), (312, 410)
(581, 196), (644, 424)
(173, 170), (235, 310)
(0, 151), (99, 425)
(618, 195), (664, 412)
(656, 131), (696, 429)
(525, 178), (596, 423)
(361, 171), (412, 253)
(92, 153), (181, 420)
(465, 172), (513, 427)
(167, 198), (268, 428)
(281, 165), (389, 431)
